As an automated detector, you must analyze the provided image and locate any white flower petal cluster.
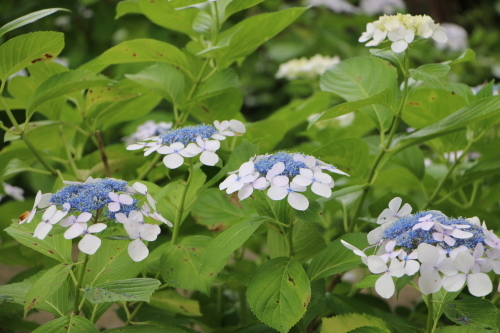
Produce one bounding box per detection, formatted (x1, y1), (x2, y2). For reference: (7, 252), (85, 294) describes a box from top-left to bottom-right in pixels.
(307, 0), (358, 14)
(359, 13), (448, 53)
(220, 152), (348, 211)
(343, 197), (498, 298)
(123, 120), (173, 145)
(127, 119), (245, 169)
(21, 178), (170, 261)
(2, 182), (25, 202)
(276, 54), (341, 81)
(359, 0), (405, 15)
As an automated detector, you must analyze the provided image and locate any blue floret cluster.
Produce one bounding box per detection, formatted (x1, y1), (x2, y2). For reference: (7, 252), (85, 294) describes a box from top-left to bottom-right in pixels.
(381, 210), (485, 252)
(50, 178), (139, 219)
(159, 125), (216, 145)
(254, 152), (309, 178)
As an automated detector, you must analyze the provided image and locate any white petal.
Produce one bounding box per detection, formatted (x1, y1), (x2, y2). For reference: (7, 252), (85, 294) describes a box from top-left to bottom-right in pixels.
(78, 234), (102, 255)
(119, 194), (133, 205)
(451, 229), (473, 239)
(419, 270), (442, 295)
(299, 168), (314, 179)
(311, 182), (332, 198)
(133, 182), (148, 194)
(124, 222), (141, 239)
(293, 175), (313, 187)
(314, 172), (332, 184)
(453, 252), (474, 273)
(267, 186), (288, 201)
(157, 146), (174, 154)
(272, 176), (289, 187)
(77, 212), (93, 223)
(375, 273), (395, 299)
(34, 222), (53, 239)
(108, 202), (121, 212)
(417, 243), (439, 265)
(64, 223), (86, 239)
(200, 151), (219, 166)
(239, 162), (255, 176)
(170, 142), (185, 150)
(391, 40), (408, 53)
(226, 181), (245, 194)
(405, 260), (420, 276)
(60, 216), (76, 227)
(229, 119), (246, 133)
(467, 273), (493, 297)
(341, 240), (366, 257)
(128, 239), (149, 262)
(389, 258), (405, 277)
(252, 177), (269, 190)
(108, 192), (119, 202)
(289, 182), (307, 192)
(367, 256), (388, 274)
(404, 29), (415, 43)
(144, 145), (160, 156)
(127, 144), (145, 151)
(184, 143), (203, 156)
(388, 197), (402, 214)
(42, 205), (57, 221)
(49, 210), (68, 224)
(398, 203), (412, 217)
(287, 192), (309, 211)
(204, 140), (220, 151)
(38, 193), (53, 208)
(163, 153), (184, 169)
(442, 274), (466, 292)
(238, 185), (254, 200)
(115, 212), (128, 223)
(88, 223), (107, 234)
(367, 227), (382, 245)
(220, 174), (238, 190)
(141, 224), (161, 241)
(432, 26), (448, 43)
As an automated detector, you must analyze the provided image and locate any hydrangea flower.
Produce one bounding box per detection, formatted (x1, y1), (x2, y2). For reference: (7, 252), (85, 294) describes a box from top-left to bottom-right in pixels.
(276, 54), (341, 80)
(359, 13), (448, 53)
(20, 177), (169, 261)
(127, 120), (245, 169)
(343, 197), (498, 298)
(123, 120), (173, 145)
(2, 182), (25, 201)
(220, 152), (348, 210)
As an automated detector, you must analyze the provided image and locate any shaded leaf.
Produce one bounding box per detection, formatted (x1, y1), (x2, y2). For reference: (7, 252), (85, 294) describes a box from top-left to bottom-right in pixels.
(84, 278), (160, 303)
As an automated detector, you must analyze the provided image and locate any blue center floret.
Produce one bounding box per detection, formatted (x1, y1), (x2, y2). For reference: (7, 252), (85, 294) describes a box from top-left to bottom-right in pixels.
(381, 211), (484, 251)
(159, 125), (216, 145)
(254, 152), (309, 178)
(50, 178), (139, 219)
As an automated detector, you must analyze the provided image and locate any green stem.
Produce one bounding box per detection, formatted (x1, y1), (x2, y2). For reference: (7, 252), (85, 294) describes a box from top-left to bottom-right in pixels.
(426, 293), (434, 333)
(95, 130), (111, 177)
(21, 132), (59, 176)
(137, 154), (161, 181)
(59, 126), (80, 179)
(171, 160), (194, 245)
(349, 51), (410, 231)
(179, 59), (210, 126)
(73, 254), (90, 315)
(239, 287), (247, 326)
(0, 80), (21, 132)
(421, 140), (474, 210)
(288, 218), (294, 257)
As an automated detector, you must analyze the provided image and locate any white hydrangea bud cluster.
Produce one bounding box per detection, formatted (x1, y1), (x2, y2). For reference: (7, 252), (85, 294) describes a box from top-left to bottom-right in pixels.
(359, 13), (448, 53)
(275, 54), (340, 81)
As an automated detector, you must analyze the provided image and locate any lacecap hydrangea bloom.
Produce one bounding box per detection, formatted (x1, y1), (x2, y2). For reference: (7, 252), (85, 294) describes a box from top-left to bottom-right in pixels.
(275, 54), (340, 81)
(127, 119), (245, 169)
(359, 13), (448, 53)
(342, 197), (500, 298)
(219, 152), (348, 211)
(19, 177), (170, 262)
(123, 120), (173, 145)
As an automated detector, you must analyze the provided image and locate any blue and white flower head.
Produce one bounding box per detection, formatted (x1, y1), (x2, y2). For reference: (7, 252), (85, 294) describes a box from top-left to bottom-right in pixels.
(359, 13), (448, 53)
(126, 119), (246, 169)
(123, 120), (173, 145)
(20, 177), (169, 261)
(219, 152), (349, 211)
(342, 197), (498, 299)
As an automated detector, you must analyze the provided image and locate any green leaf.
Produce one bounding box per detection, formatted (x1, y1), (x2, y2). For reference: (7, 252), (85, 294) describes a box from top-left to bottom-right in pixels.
(369, 48), (405, 71)
(247, 257), (311, 333)
(411, 63), (450, 79)
(0, 31), (64, 81)
(84, 278), (160, 303)
(312, 137), (369, 178)
(321, 313), (390, 333)
(402, 87), (468, 129)
(188, 68), (238, 102)
(32, 316), (99, 333)
(435, 327), (491, 333)
(26, 70), (111, 118)
(139, 0), (199, 35)
(0, 8), (69, 38)
(126, 63), (185, 105)
(1, 158), (33, 178)
(308, 233), (368, 281)
(290, 221), (327, 263)
(354, 275), (378, 289)
(79, 39), (189, 75)
(394, 96), (500, 150)
(24, 263), (72, 315)
(295, 201), (322, 223)
(320, 56), (397, 131)
(319, 184), (368, 204)
(191, 188), (257, 231)
(214, 7), (307, 68)
(160, 235), (212, 291)
(442, 49), (476, 65)
(224, 0), (265, 19)
(85, 84), (140, 109)
(348, 327), (391, 333)
(392, 145), (425, 180)
(442, 298), (497, 328)
(115, 0), (142, 19)
(187, 88), (243, 124)
(5, 223), (72, 263)
(198, 216), (268, 292)
(308, 89), (393, 128)
(149, 289), (202, 316)
(422, 289), (461, 323)
(463, 159), (500, 185)
(102, 325), (196, 333)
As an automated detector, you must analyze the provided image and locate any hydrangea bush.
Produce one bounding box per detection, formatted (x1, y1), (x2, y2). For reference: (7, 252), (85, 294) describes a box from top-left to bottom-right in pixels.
(0, 3), (500, 333)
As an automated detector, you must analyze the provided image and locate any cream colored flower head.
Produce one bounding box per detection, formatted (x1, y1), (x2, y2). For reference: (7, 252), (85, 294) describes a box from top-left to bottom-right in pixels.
(359, 13), (447, 53)
(276, 54), (340, 80)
